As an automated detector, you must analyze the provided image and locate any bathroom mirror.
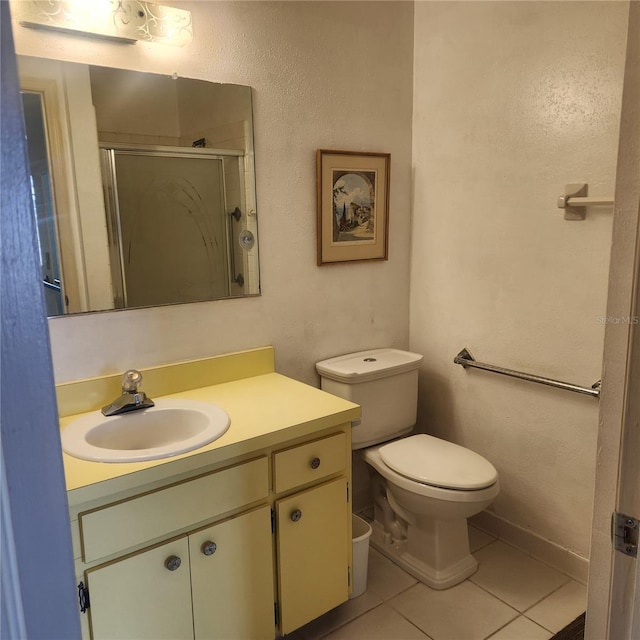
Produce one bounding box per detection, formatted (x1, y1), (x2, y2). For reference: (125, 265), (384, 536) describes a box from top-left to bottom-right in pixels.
(18, 55), (260, 317)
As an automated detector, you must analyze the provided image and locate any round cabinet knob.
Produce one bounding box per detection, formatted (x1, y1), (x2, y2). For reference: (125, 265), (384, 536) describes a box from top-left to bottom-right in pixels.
(310, 457), (321, 470)
(201, 541), (217, 556)
(290, 509), (302, 523)
(164, 555), (182, 571)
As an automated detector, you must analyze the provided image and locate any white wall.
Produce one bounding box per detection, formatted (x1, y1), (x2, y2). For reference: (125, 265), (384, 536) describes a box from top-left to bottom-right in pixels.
(410, 1), (628, 558)
(11, 1), (414, 386)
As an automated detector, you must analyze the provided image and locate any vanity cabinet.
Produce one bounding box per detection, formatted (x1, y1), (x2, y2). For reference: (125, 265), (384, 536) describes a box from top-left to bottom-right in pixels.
(76, 457), (275, 640)
(63, 353), (359, 640)
(273, 432), (351, 634)
(86, 506), (275, 640)
(71, 427), (353, 640)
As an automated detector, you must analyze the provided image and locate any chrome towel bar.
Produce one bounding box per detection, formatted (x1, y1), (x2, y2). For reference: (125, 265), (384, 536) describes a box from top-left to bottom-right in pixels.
(453, 348), (601, 398)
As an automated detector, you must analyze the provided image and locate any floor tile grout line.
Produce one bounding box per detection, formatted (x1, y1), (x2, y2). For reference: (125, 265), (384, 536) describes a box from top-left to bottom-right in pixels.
(314, 601), (435, 640)
(521, 587), (587, 638)
(470, 538), (498, 553)
(380, 571), (576, 638)
(393, 608), (436, 640)
(467, 575), (551, 616)
(519, 577), (576, 617)
(474, 536), (587, 586)
(378, 581), (420, 603)
(375, 592), (436, 640)
(468, 539), (578, 609)
(520, 611), (558, 635)
(482, 614), (527, 640)
(381, 580), (521, 640)
(312, 602), (388, 640)
(468, 526), (498, 554)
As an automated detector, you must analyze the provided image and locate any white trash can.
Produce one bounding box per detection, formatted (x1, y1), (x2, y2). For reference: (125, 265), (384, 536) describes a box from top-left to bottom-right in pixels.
(350, 514), (373, 599)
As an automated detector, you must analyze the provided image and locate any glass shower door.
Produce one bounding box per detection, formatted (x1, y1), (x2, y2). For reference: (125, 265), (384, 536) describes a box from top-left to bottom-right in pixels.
(108, 151), (229, 308)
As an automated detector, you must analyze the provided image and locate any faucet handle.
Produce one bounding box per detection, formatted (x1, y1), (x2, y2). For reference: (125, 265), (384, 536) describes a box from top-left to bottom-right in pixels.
(122, 369), (143, 393)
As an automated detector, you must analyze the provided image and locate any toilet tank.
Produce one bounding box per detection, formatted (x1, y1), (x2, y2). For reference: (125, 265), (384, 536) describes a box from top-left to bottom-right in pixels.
(316, 349), (423, 449)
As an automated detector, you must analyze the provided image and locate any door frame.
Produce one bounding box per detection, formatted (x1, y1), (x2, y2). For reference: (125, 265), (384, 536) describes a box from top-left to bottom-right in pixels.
(586, 3), (640, 638)
(0, 5), (81, 637)
(18, 75), (88, 313)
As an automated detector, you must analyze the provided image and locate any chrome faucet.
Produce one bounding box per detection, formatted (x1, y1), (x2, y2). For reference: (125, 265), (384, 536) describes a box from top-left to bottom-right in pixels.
(101, 370), (155, 416)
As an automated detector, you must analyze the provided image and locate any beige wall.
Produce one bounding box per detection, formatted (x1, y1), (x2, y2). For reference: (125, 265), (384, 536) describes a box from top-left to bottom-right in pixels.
(410, 1), (628, 559)
(11, 1), (414, 385)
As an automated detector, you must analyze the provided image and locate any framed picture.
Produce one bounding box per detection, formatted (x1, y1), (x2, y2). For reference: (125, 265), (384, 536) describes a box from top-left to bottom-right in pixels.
(316, 149), (390, 265)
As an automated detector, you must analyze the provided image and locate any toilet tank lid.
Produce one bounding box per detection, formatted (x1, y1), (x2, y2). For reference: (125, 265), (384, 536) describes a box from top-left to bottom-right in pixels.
(379, 434), (498, 490)
(316, 349), (423, 383)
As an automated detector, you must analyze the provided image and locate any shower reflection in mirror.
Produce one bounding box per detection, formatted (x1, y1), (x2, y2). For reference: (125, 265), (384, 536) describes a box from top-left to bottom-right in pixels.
(100, 146), (246, 309)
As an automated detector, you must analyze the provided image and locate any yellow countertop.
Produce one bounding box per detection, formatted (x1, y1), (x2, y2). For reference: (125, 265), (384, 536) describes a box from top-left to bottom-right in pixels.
(61, 371), (360, 506)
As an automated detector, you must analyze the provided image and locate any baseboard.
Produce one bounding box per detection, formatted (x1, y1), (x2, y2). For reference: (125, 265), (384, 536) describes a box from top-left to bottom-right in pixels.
(470, 511), (589, 585)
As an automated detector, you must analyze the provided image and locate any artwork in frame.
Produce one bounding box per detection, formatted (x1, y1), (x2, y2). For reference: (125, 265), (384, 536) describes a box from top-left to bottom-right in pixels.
(316, 149), (390, 265)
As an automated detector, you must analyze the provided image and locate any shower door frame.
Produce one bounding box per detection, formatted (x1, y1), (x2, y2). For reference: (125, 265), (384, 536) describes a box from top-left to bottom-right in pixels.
(99, 143), (244, 309)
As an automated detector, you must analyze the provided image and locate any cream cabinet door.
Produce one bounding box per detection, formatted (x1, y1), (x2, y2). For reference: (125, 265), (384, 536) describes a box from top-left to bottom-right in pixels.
(189, 505), (275, 640)
(277, 478), (350, 635)
(86, 537), (193, 640)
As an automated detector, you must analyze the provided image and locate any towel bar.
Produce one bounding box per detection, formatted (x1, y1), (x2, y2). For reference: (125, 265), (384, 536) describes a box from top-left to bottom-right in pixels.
(453, 348), (600, 398)
(557, 183), (614, 220)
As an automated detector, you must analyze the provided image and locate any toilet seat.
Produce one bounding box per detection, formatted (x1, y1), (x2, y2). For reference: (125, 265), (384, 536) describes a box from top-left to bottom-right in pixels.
(363, 446), (500, 504)
(378, 434), (498, 490)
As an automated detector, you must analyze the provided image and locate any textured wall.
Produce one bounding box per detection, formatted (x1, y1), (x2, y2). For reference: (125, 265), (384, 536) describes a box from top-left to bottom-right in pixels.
(12, 1), (414, 385)
(410, 1), (628, 558)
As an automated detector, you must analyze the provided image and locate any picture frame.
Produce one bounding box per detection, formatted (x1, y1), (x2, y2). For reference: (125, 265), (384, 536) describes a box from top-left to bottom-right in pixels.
(316, 149), (390, 265)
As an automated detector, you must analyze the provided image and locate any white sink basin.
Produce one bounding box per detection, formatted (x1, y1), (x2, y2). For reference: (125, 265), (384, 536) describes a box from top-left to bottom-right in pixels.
(61, 399), (230, 463)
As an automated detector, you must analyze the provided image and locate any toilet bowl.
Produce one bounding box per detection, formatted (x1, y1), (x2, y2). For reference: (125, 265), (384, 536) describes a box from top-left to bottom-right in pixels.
(363, 435), (499, 589)
(316, 349), (500, 590)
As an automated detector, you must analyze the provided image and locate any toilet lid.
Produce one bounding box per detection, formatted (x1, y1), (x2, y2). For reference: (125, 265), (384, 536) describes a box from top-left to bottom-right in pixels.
(378, 434), (498, 490)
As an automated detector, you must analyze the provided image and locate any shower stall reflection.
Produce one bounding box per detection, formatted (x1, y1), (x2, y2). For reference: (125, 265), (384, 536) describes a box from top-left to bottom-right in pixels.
(101, 146), (248, 309)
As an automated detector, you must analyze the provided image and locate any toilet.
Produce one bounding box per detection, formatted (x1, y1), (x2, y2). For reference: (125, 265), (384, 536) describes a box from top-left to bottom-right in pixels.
(316, 348), (499, 590)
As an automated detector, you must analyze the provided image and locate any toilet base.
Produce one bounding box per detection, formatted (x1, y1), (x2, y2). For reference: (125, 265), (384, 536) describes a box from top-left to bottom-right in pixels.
(369, 520), (478, 590)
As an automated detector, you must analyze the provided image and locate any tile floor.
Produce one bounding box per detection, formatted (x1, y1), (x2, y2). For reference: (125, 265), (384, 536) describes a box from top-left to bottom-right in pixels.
(288, 526), (586, 640)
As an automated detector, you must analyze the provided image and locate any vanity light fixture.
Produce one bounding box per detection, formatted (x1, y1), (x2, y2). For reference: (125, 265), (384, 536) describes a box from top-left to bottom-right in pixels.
(13, 0), (193, 46)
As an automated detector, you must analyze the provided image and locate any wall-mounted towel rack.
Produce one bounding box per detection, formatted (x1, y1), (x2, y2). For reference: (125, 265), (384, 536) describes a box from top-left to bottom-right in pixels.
(453, 348), (601, 398)
(557, 182), (614, 220)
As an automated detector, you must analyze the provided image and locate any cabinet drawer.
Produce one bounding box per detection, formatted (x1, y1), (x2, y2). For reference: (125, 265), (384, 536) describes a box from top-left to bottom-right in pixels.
(80, 456), (268, 563)
(273, 433), (346, 493)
